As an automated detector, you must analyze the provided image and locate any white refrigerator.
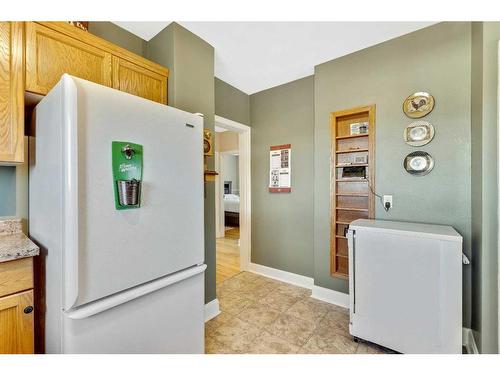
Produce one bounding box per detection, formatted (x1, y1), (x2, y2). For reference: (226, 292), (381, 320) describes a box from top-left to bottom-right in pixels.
(29, 75), (206, 353)
(347, 219), (462, 354)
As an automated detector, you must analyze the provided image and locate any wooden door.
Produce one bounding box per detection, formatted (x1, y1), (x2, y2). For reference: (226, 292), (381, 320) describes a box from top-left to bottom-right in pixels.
(0, 22), (24, 164)
(25, 22), (112, 95)
(112, 56), (167, 104)
(0, 290), (34, 354)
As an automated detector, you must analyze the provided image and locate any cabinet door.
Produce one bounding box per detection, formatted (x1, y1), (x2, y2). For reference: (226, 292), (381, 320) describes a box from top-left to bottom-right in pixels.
(0, 290), (34, 354)
(112, 56), (167, 104)
(0, 22), (24, 164)
(25, 22), (112, 95)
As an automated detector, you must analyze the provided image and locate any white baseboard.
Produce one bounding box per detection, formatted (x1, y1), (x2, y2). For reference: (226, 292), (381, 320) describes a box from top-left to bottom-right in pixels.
(249, 262), (314, 289)
(462, 327), (479, 354)
(311, 284), (350, 309)
(248, 262), (349, 309)
(204, 298), (220, 322)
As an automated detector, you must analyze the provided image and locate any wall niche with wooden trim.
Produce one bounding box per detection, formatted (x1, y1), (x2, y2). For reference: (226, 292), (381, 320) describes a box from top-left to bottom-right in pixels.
(330, 105), (375, 278)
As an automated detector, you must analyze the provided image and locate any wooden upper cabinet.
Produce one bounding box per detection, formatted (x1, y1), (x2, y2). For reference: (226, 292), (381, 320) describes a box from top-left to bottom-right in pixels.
(0, 290), (34, 354)
(1, 21), (169, 164)
(112, 57), (167, 104)
(0, 22), (24, 164)
(25, 22), (168, 104)
(25, 22), (112, 95)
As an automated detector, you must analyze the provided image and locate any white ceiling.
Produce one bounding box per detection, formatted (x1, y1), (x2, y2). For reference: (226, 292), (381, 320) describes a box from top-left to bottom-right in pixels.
(113, 22), (436, 94)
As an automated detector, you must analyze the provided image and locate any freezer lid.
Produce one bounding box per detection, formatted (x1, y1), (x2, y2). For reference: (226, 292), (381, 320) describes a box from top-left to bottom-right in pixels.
(349, 219), (462, 242)
(50, 75), (205, 310)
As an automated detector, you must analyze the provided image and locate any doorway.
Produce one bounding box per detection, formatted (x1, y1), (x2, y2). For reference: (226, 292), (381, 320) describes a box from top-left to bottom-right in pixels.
(214, 115), (251, 285)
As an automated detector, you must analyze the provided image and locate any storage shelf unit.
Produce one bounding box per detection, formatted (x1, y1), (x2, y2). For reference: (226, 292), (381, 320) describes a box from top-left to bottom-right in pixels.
(330, 105), (375, 279)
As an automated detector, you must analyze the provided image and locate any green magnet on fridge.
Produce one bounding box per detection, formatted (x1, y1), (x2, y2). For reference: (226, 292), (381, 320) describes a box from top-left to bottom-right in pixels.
(112, 141), (143, 210)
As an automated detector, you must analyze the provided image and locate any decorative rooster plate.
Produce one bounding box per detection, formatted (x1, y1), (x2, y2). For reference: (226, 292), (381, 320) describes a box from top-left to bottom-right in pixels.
(403, 92), (435, 119)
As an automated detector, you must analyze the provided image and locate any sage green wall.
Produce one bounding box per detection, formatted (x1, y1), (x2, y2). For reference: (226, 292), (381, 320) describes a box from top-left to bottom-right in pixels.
(0, 167), (16, 216)
(471, 22), (499, 354)
(470, 21), (484, 352)
(147, 24), (175, 105)
(250, 76), (314, 277)
(148, 23), (217, 304)
(314, 23), (473, 327)
(215, 78), (250, 125)
(88, 22), (147, 57)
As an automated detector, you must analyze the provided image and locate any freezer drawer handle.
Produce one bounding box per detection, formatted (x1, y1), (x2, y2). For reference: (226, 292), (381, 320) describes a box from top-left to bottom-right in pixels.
(64, 264), (207, 320)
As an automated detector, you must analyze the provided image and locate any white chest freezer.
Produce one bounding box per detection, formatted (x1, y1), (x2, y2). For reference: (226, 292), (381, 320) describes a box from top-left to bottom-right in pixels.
(347, 219), (462, 354)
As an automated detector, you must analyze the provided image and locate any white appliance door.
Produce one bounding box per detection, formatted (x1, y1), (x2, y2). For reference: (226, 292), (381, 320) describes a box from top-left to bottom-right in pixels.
(350, 227), (459, 353)
(60, 76), (204, 310)
(62, 265), (205, 353)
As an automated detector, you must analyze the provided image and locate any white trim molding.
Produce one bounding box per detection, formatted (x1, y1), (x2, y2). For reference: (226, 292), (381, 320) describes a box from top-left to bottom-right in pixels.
(463, 328), (479, 354)
(497, 41), (500, 351)
(311, 284), (350, 308)
(214, 115), (251, 272)
(214, 151), (224, 239)
(249, 263), (314, 289)
(248, 263), (349, 309)
(205, 298), (221, 322)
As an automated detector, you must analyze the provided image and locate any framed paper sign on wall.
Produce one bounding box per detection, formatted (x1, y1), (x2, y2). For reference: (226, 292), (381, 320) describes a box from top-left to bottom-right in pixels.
(269, 144), (291, 193)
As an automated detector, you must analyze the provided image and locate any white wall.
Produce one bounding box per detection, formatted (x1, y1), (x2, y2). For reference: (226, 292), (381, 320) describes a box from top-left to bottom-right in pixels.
(222, 154), (239, 195)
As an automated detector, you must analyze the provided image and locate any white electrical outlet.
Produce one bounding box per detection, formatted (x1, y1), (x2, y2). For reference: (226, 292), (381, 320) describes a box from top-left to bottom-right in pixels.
(383, 195), (393, 210)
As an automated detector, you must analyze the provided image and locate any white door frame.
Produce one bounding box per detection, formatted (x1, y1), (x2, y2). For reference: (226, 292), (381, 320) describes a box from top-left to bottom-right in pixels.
(214, 115), (251, 272)
(497, 42), (500, 350)
(215, 151), (225, 238)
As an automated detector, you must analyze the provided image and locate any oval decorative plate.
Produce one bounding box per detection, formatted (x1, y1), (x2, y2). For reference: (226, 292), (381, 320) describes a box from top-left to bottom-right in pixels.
(403, 121), (435, 146)
(403, 151), (434, 176)
(403, 92), (435, 119)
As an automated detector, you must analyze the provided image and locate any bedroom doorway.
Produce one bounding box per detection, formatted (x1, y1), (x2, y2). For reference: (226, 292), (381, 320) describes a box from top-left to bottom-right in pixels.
(214, 115), (251, 285)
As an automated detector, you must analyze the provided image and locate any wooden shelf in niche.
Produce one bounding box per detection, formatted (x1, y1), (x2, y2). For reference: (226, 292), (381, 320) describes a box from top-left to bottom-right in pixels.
(335, 163), (368, 168)
(336, 193), (369, 197)
(336, 148), (369, 154)
(330, 105), (375, 279)
(337, 194), (369, 210)
(336, 133), (369, 140)
(334, 180), (368, 183)
(336, 221), (352, 225)
(336, 207), (369, 212)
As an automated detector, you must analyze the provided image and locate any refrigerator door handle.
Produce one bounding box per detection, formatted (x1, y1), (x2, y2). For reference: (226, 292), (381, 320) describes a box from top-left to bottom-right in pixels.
(347, 229), (356, 315)
(62, 76), (79, 311)
(64, 264), (207, 320)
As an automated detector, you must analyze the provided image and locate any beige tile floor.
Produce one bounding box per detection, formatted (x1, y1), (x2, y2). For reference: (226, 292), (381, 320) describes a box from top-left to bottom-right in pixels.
(206, 271), (395, 354)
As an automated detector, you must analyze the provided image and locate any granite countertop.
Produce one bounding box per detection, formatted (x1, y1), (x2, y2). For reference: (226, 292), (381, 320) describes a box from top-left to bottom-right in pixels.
(0, 219), (39, 263)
